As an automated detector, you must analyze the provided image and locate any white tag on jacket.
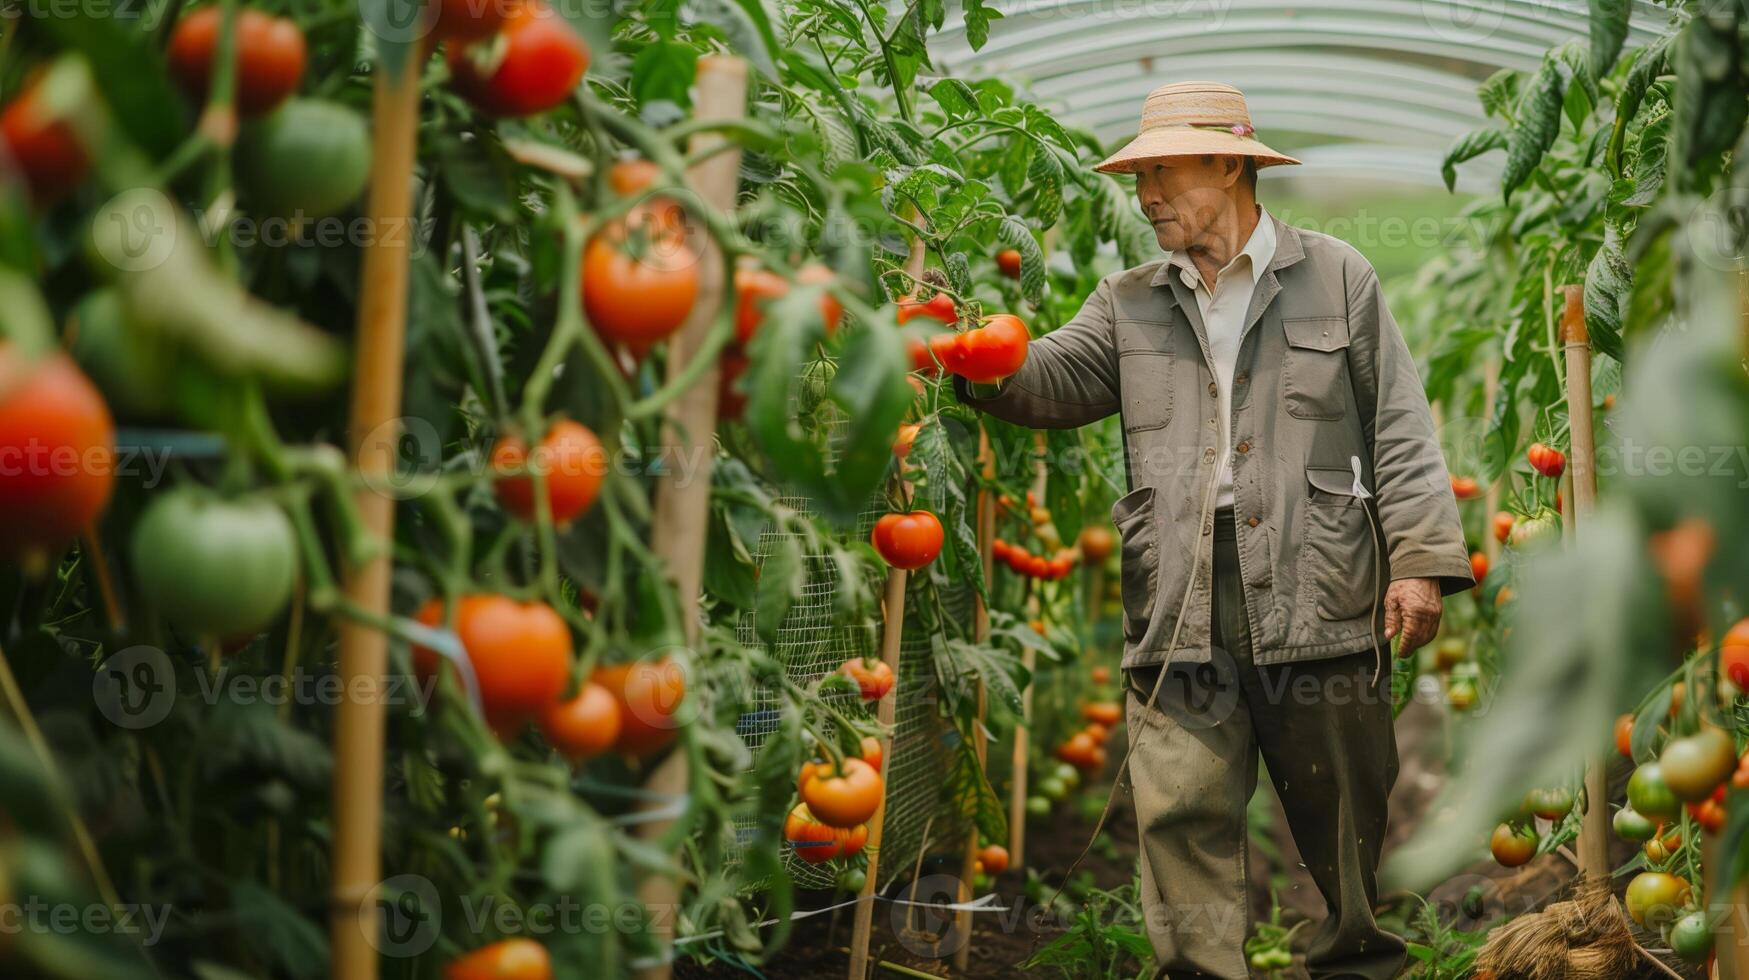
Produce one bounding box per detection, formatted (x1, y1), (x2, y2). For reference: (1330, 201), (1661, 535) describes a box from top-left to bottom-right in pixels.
(1350, 455), (1373, 500)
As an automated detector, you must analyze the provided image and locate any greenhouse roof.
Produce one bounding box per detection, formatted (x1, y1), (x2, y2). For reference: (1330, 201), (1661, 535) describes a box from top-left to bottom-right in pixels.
(930, 0), (1673, 189)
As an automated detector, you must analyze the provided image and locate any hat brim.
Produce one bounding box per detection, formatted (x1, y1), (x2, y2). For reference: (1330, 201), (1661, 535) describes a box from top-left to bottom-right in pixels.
(1094, 129), (1300, 174)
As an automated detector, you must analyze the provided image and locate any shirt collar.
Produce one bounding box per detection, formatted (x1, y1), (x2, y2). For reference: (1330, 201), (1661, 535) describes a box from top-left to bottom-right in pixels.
(1155, 205), (1276, 292)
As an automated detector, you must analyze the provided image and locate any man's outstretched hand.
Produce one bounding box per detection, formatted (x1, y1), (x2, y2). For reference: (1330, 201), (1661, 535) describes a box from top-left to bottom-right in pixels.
(1384, 577), (1442, 654)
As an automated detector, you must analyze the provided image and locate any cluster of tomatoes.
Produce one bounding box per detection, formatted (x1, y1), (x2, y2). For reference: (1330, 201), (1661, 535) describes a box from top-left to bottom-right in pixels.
(788, 738), (884, 868)
(1057, 697), (1120, 773)
(992, 539), (1077, 580)
(412, 597), (686, 758)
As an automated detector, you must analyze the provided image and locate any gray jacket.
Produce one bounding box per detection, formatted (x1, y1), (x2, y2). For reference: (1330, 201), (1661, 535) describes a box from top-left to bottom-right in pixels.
(958, 214), (1473, 668)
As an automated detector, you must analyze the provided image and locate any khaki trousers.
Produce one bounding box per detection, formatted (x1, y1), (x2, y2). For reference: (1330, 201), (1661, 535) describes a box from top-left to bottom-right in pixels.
(1123, 512), (1405, 979)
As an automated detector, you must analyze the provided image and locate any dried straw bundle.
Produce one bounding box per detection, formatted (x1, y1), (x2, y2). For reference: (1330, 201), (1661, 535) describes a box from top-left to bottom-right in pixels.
(1472, 875), (1638, 980)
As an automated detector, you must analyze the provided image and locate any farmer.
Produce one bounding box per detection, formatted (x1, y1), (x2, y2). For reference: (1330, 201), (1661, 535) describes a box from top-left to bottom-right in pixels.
(955, 81), (1473, 979)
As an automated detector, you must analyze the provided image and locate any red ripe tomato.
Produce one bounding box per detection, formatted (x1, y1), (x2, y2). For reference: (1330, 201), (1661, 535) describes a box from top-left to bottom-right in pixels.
(978, 843), (1010, 874)
(860, 734), (883, 773)
(1047, 556), (1073, 579)
(840, 657), (895, 701)
(1090, 666), (1111, 684)
(1615, 713), (1636, 760)
(954, 314), (1029, 384)
(871, 511), (944, 570)
(167, 7), (306, 116)
(926, 331), (965, 376)
(446, 1), (589, 117)
(491, 419), (607, 526)
(991, 540), (1011, 562)
(995, 249), (1022, 279)
(734, 263), (841, 345)
(595, 658), (687, 756)
(0, 345), (115, 568)
(1492, 511), (1515, 543)
(1027, 554), (1051, 579)
(1527, 441), (1566, 478)
(1469, 550), (1489, 583)
(799, 757), (883, 827)
(1083, 721), (1110, 744)
(609, 158), (660, 195)
(0, 79), (88, 204)
(1083, 701), (1122, 726)
(1450, 475), (1480, 499)
(1056, 732), (1098, 769)
(895, 292), (957, 326)
(539, 682), (621, 760)
(445, 938), (552, 980)
(414, 595), (573, 728)
(1079, 526), (1114, 562)
(430, 0), (508, 41)
(581, 221), (699, 354)
(1490, 823), (1537, 868)
(1688, 797), (1726, 834)
(784, 803), (842, 864)
(1720, 618), (1749, 691)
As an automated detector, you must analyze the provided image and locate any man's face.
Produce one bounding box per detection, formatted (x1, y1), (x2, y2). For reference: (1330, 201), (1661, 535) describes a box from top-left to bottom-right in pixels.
(1134, 155), (1244, 252)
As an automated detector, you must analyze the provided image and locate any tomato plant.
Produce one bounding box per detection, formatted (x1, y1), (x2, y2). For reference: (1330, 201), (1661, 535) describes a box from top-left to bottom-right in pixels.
(1488, 823), (1536, 868)
(870, 511), (944, 570)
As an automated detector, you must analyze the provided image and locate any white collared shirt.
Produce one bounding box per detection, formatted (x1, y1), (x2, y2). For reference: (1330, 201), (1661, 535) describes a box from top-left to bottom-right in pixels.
(1163, 206), (1276, 510)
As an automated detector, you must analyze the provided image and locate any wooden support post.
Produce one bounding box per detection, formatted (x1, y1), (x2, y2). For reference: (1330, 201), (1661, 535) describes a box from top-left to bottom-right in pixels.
(635, 54), (747, 980)
(1558, 287), (1609, 881)
(329, 49), (423, 980)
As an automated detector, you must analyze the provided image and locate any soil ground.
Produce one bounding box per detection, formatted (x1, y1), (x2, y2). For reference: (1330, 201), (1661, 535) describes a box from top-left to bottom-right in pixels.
(679, 699), (1703, 979)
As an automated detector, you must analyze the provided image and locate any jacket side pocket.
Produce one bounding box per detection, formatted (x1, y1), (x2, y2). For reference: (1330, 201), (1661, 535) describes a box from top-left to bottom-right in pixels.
(1112, 485), (1159, 642)
(1297, 467), (1376, 622)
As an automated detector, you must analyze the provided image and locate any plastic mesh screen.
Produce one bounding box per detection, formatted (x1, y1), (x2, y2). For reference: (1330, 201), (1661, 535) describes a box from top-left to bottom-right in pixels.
(730, 497), (975, 891)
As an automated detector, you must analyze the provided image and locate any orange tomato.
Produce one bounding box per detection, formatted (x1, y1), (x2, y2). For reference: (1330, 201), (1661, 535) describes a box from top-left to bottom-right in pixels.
(893, 423), (922, 459)
(1527, 442), (1566, 478)
(784, 803), (841, 864)
(1615, 713), (1636, 760)
(1082, 701), (1122, 726)
(539, 682), (621, 760)
(445, 0), (589, 116)
(491, 419), (607, 526)
(445, 938), (552, 980)
(595, 658), (687, 756)
(799, 758), (883, 828)
(1720, 618), (1749, 691)
(1469, 550), (1489, 583)
(1090, 666), (1111, 684)
(1083, 722), (1110, 744)
(841, 658), (896, 701)
(1079, 526), (1115, 562)
(735, 263), (841, 345)
(995, 249), (1021, 279)
(582, 218), (698, 354)
(414, 595), (574, 729)
(978, 843), (1009, 874)
(1056, 732), (1098, 769)
(1450, 475), (1480, 499)
(837, 822), (869, 859)
(167, 7), (306, 115)
(895, 292), (956, 326)
(0, 345), (115, 567)
(1492, 511), (1515, 543)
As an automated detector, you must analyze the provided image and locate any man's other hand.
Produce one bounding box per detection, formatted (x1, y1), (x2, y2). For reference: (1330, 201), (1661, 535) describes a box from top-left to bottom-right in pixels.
(1384, 577), (1441, 654)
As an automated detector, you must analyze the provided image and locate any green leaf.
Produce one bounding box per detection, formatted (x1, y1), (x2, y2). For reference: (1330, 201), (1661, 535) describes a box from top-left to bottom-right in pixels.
(433, 132), (517, 222)
(997, 216), (1047, 307)
(689, 0), (782, 78)
(1588, 0), (1631, 80)
(1440, 128), (1508, 193)
(231, 882), (328, 980)
(631, 40), (699, 108)
(929, 78), (980, 120)
(35, 1), (184, 159)
(755, 531), (805, 646)
(946, 491), (987, 606)
(1025, 142), (1064, 229)
(1477, 68), (1521, 120)
(948, 733), (1007, 843)
(1583, 225), (1629, 362)
(1624, 111), (1670, 205)
(963, 0), (1004, 50)
(1503, 57), (1566, 202)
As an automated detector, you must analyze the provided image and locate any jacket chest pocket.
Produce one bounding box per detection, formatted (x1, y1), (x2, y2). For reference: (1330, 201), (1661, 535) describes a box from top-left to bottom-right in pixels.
(1117, 325), (1174, 433)
(1282, 316), (1351, 421)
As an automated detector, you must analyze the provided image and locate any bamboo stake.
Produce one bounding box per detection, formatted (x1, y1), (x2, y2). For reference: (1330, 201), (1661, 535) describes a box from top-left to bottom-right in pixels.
(1558, 287), (1609, 881)
(1006, 436), (1047, 866)
(634, 55), (747, 980)
(848, 565), (910, 980)
(329, 48), (423, 980)
(848, 220), (929, 980)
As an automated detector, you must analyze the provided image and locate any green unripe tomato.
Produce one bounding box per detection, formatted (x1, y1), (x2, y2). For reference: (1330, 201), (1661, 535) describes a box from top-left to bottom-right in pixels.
(1038, 776), (1068, 801)
(838, 868), (866, 893)
(1613, 807), (1657, 843)
(131, 489), (298, 638)
(1627, 763), (1682, 823)
(1025, 796), (1050, 817)
(1668, 909), (1714, 963)
(234, 99), (371, 218)
(1053, 762), (1081, 788)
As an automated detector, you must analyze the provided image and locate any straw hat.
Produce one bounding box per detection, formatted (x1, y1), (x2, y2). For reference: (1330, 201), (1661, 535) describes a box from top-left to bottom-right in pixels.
(1095, 81), (1300, 174)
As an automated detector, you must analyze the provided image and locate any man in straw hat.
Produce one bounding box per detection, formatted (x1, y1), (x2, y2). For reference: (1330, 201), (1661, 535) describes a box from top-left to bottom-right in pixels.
(956, 81), (1472, 978)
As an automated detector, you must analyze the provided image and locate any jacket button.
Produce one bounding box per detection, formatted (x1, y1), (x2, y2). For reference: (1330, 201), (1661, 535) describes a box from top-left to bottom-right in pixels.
(1236, 441), (1250, 454)
(1247, 516), (1260, 528)
(1235, 373), (1248, 385)
(1207, 382), (1217, 396)
(1203, 447), (1216, 462)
